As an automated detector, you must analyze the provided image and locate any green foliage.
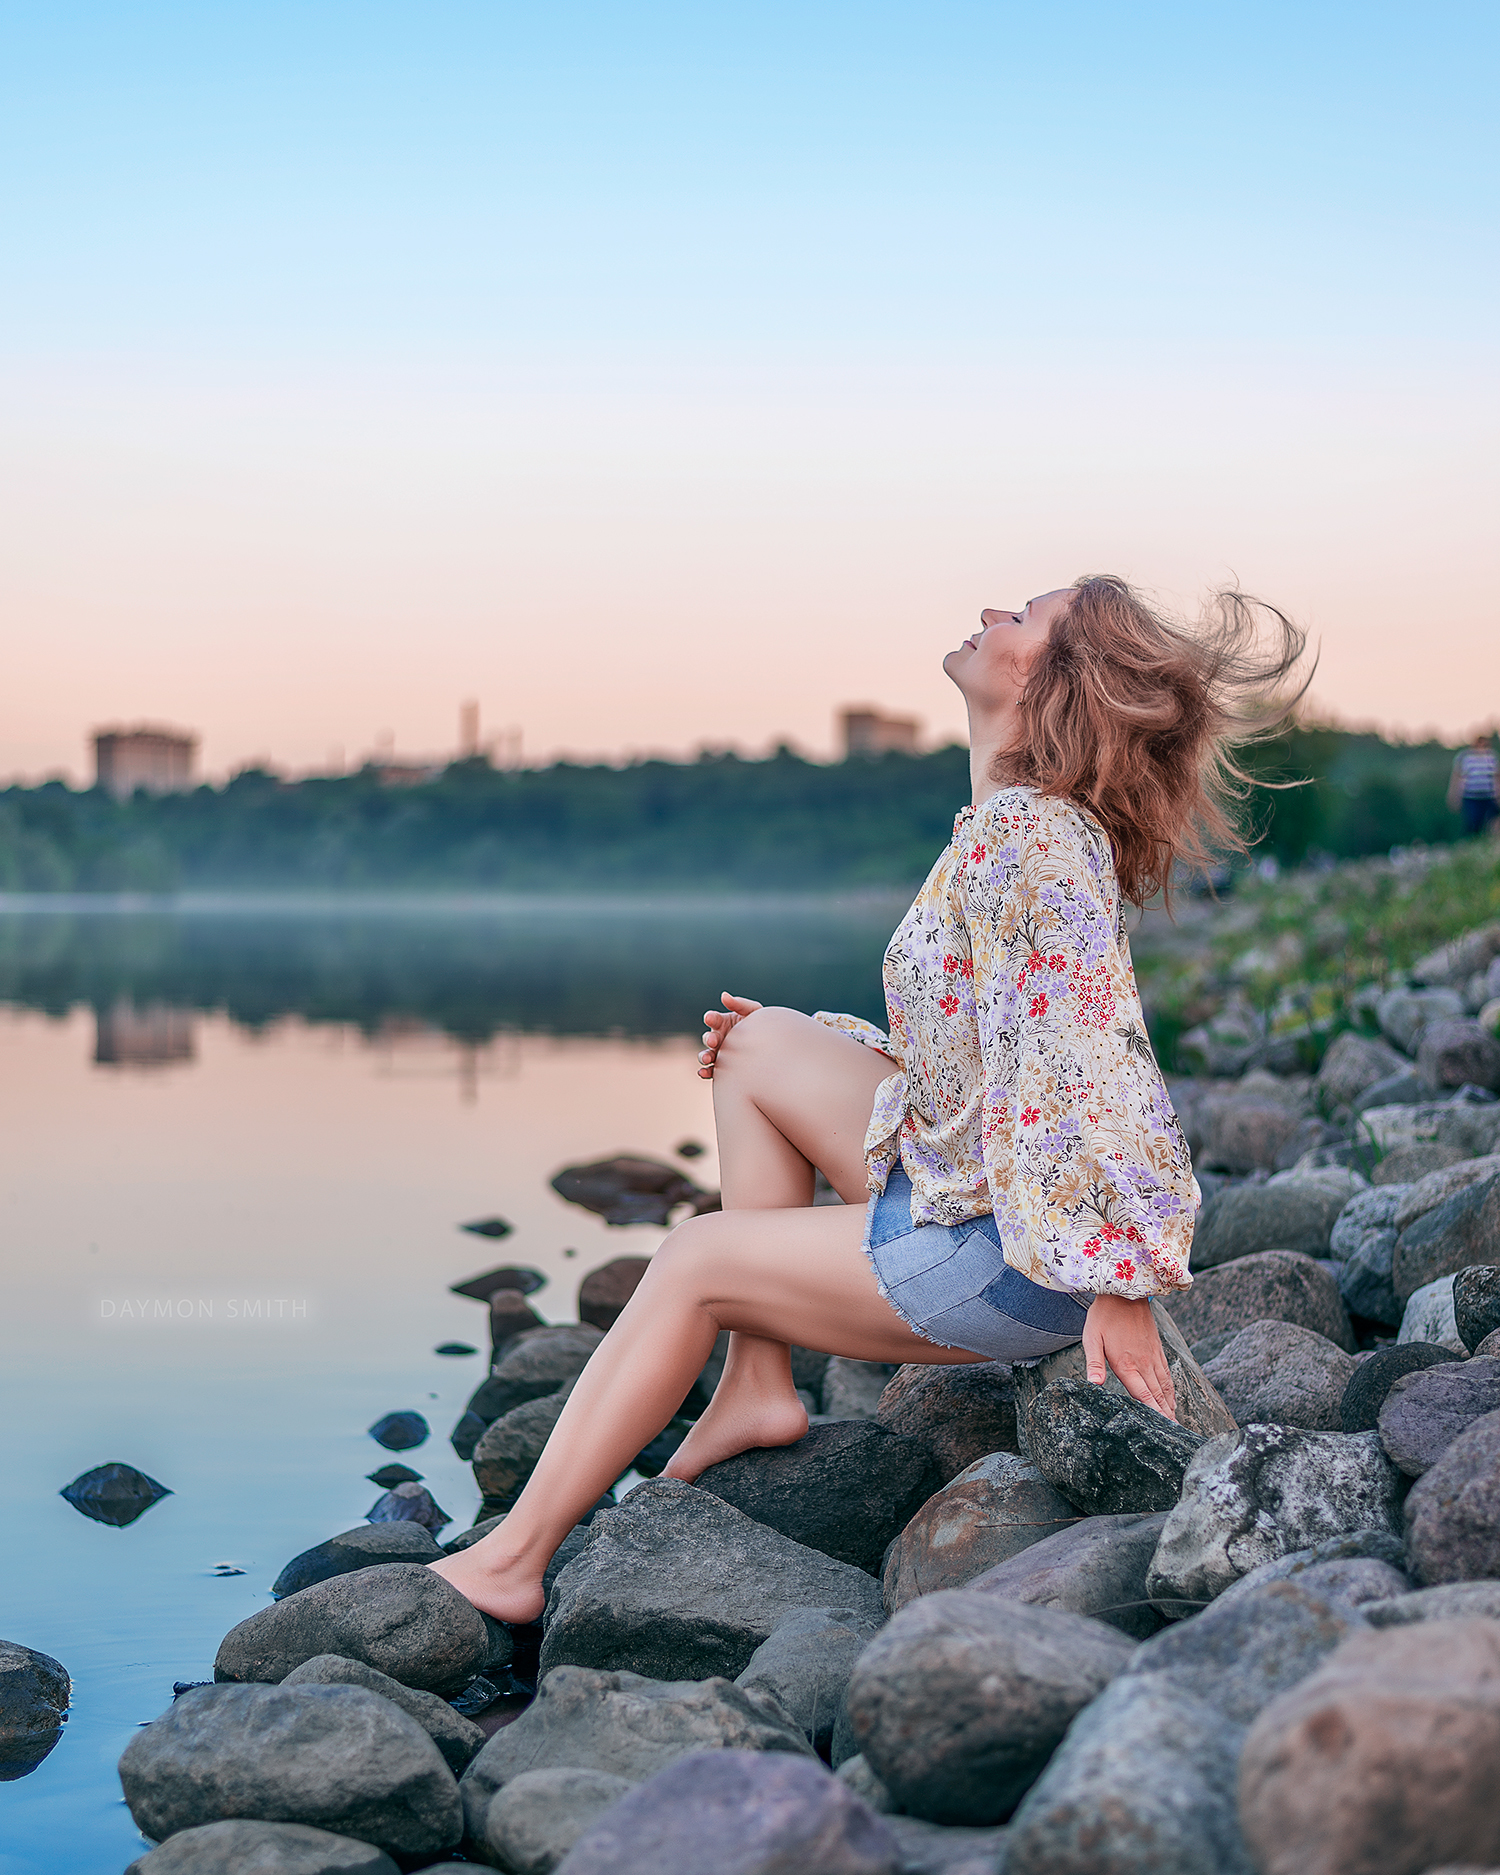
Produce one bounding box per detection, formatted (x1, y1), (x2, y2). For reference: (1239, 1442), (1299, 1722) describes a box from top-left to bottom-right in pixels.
(0, 724), (1482, 892)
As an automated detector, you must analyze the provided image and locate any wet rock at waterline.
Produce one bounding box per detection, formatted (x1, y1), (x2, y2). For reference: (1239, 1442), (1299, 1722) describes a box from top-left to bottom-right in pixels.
(216, 1563), (490, 1695)
(480, 1766), (636, 1875)
(843, 1590), (1135, 1824)
(272, 1523), (443, 1598)
(537, 1479), (883, 1682)
(873, 1361), (1018, 1482)
(1022, 1379), (1208, 1515)
(366, 1412), (429, 1452)
(1238, 1619), (1500, 1875)
(1145, 1425), (1405, 1613)
(365, 1481), (451, 1535)
(460, 1216), (514, 1239)
(552, 1155), (720, 1227)
(734, 1606), (883, 1758)
(0, 1641), (70, 1780)
(119, 1682), (463, 1856)
(125, 1820), (400, 1875)
(696, 1419), (942, 1575)
(433, 1341), (477, 1357)
(281, 1655), (485, 1773)
(552, 1748), (903, 1875)
(458, 1666), (814, 1843)
(365, 1464), (423, 1489)
(578, 1256), (651, 1331)
(59, 1461), (172, 1527)
(881, 1452), (1077, 1613)
(487, 1292), (548, 1364)
(450, 1262), (546, 1300)
(966, 1510), (1170, 1640)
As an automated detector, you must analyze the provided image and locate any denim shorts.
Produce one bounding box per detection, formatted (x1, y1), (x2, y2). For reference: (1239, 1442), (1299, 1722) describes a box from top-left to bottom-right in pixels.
(864, 1164), (1090, 1362)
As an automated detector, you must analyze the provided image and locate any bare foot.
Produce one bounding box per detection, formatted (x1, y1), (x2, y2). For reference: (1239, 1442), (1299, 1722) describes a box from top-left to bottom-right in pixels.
(427, 1548), (546, 1625)
(662, 1391), (808, 1483)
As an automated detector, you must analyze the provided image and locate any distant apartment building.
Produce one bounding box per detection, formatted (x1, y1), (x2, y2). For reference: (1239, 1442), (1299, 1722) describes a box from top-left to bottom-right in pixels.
(840, 706), (921, 759)
(93, 724), (197, 799)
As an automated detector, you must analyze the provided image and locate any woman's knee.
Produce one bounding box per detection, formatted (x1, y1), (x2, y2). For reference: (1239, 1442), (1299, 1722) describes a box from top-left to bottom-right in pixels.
(715, 1004), (811, 1068)
(645, 1213), (723, 1291)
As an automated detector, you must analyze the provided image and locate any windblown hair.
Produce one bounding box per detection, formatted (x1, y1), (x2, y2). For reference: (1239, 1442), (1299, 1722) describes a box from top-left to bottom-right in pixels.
(1001, 575), (1310, 907)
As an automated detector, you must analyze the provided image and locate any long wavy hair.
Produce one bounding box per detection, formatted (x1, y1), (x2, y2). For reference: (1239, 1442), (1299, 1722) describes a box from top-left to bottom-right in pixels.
(1000, 575), (1309, 906)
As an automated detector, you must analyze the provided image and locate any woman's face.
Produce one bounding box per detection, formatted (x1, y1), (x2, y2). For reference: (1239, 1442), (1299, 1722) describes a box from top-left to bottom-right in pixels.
(944, 588), (1073, 712)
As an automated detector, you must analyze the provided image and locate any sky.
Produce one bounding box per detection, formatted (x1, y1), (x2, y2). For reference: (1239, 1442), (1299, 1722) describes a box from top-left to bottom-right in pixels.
(1, 1), (1496, 782)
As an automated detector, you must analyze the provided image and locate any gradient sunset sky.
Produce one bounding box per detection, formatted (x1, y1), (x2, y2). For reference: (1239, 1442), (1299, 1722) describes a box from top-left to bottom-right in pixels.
(3, 2), (1496, 781)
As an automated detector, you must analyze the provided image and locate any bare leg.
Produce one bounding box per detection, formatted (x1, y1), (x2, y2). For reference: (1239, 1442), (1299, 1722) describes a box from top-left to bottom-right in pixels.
(663, 1006), (895, 1480)
(428, 1197), (979, 1621)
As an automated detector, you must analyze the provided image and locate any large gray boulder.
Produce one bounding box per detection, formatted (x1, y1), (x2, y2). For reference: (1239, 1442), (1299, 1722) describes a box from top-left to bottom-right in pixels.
(1200, 1320), (1354, 1431)
(1006, 1579), (1366, 1875)
(1394, 1173), (1500, 1304)
(1404, 1407), (1500, 1585)
(1377, 1356), (1500, 1476)
(538, 1481), (882, 1682)
(118, 1683), (461, 1856)
(459, 1667), (813, 1845)
(552, 1749), (903, 1875)
(455, 1325), (602, 1459)
(1316, 1031), (1408, 1111)
(124, 1821), (398, 1875)
(881, 1452), (1076, 1612)
(1238, 1618), (1500, 1875)
(1006, 1678), (1252, 1875)
(966, 1511), (1170, 1640)
(735, 1607), (884, 1759)
(1145, 1425), (1405, 1613)
(214, 1564), (490, 1696)
(1340, 1342), (1463, 1431)
(696, 1421), (941, 1575)
(281, 1655), (485, 1772)
(1192, 1169), (1364, 1269)
(0, 1640), (69, 1779)
(1163, 1250), (1354, 1351)
(1377, 986), (1465, 1053)
(1394, 1154), (1500, 1230)
(1417, 1017), (1500, 1094)
(1011, 1300), (1236, 1445)
(480, 1767), (634, 1875)
(842, 1589), (1134, 1824)
(874, 1362), (1018, 1482)
(1201, 1095), (1300, 1174)
(272, 1524), (444, 1599)
(1331, 1184), (1409, 1324)
(1209, 1532), (1410, 1612)
(1022, 1379), (1207, 1515)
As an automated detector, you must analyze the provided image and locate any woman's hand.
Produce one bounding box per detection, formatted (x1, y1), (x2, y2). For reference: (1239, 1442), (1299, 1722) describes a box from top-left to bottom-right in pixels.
(1082, 1294), (1177, 1421)
(697, 993), (763, 1079)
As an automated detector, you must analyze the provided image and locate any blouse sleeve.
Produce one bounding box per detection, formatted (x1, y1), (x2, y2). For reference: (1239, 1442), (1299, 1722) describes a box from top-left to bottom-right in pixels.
(813, 1011), (897, 1058)
(962, 795), (1195, 1299)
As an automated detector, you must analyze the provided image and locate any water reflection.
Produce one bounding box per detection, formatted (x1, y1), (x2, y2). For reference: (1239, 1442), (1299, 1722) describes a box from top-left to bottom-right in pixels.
(0, 894), (901, 1044)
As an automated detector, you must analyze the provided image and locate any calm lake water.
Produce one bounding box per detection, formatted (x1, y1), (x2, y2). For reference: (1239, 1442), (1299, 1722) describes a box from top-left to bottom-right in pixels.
(0, 894), (900, 1875)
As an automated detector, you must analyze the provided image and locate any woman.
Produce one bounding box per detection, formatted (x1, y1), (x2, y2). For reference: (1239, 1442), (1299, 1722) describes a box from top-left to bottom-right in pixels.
(434, 575), (1304, 1623)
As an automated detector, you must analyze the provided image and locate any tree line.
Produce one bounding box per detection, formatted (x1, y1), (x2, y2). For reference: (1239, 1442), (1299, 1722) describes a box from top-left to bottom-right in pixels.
(0, 725), (1481, 894)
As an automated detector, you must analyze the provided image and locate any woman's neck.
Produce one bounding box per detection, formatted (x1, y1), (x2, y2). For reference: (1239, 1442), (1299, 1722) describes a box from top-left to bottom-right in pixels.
(965, 702), (1024, 806)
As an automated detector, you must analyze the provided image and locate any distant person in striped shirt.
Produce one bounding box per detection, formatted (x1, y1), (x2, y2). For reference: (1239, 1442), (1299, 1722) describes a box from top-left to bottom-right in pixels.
(1449, 733), (1500, 835)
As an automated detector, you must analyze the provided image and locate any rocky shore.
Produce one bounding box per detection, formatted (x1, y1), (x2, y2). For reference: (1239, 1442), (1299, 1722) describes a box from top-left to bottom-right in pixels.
(11, 925), (1500, 1872)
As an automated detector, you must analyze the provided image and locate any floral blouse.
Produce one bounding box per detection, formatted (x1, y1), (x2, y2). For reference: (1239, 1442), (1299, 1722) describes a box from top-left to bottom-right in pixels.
(816, 786), (1196, 1300)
